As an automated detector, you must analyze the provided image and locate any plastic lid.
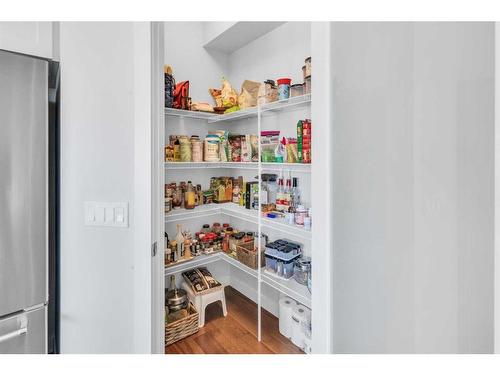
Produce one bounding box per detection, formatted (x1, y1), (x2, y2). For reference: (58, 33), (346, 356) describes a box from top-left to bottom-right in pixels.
(277, 78), (292, 85)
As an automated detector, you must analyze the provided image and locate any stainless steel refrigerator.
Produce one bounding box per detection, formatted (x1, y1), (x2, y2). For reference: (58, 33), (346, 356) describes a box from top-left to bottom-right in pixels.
(0, 49), (57, 354)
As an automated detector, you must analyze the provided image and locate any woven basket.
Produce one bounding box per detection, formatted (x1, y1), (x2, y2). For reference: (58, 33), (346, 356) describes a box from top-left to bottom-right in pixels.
(165, 302), (199, 346)
(236, 241), (264, 270)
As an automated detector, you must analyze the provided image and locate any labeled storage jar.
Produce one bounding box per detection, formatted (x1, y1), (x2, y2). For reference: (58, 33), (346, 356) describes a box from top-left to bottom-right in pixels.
(277, 78), (292, 100)
(290, 84), (303, 97)
(304, 76), (311, 95)
(190, 135), (203, 162)
(204, 134), (220, 162)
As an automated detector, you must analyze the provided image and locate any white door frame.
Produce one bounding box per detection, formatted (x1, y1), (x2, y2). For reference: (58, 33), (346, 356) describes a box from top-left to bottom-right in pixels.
(311, 21), (334, 353)
(150, 21), (165, 354)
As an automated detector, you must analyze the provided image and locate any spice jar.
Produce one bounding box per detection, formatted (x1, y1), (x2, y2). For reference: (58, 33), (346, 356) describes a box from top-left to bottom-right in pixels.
(212, 222), (221, 234)
(190, 135), (203, 162)
(291, 84), (303, 97)
(277, 78), (291, 100)
(202, 224), (210, 234)
(164, 197), (172, 213)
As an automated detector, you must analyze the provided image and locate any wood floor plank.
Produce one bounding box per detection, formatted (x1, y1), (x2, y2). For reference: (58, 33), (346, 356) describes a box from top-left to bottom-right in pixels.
(166, 286), (304, 354)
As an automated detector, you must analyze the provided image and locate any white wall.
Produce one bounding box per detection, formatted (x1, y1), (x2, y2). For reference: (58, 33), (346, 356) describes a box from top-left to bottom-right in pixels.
(331, 22), (494, 353)
(0, 22), (53, 59)
(59, 22), (153, 353)
(227, 22), (310, 88)
(164, 22), (228, 104)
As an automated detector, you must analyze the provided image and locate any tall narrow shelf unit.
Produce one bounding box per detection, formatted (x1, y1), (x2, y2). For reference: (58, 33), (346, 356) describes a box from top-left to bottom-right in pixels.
(160, 21), (331, 354)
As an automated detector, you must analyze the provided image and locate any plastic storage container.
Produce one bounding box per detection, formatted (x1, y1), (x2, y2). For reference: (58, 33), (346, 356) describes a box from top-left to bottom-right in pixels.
(290, 84), (303, 97)
(277, 78), (291, 100)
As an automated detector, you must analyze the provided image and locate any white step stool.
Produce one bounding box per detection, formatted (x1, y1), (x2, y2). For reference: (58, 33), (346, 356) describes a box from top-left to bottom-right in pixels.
(182, 281), (227, 328)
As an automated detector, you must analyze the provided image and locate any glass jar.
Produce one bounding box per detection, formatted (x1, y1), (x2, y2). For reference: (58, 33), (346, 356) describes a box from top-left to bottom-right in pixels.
(172, 187), (183, 209)
(294, 257), (311, 285)
(291, 84), (303, 97)
(304, 57), (311, 77)
(202, 224), (210, 234)
(212, 222), (221, 234)
(294, 205), (308, 226)
(304, 76), (311, 95)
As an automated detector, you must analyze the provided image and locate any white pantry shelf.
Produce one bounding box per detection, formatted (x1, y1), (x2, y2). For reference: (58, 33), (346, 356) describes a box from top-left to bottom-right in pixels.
(164, 161), (258, 170)
(164, 252), (311, 308)
(165, 202), (311, 241)
(164, 161), (311, 173)
(164, 107), (216, 120)
(164, 252), (221, 276)
(164, 94), (311, 124)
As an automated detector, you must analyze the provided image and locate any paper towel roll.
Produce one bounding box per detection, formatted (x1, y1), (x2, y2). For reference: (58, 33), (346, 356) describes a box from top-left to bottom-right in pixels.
(279, 297), (297, 338)
(291, 304), (311, 348)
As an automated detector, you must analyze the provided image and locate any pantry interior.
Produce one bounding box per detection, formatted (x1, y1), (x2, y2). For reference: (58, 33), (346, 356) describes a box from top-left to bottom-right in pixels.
(156, 22), (332, 354)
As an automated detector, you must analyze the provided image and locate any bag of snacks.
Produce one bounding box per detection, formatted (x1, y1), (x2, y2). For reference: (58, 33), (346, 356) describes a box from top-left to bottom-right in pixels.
(238, 80), (261, 109)
(229, 135), (242, 162)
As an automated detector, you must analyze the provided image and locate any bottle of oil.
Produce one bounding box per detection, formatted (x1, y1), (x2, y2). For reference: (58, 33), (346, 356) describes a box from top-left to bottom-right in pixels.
(184, 181), (196, 209)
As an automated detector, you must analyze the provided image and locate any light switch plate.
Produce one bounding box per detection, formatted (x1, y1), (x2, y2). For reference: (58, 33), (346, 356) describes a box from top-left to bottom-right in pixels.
(84, 201), (128, 227)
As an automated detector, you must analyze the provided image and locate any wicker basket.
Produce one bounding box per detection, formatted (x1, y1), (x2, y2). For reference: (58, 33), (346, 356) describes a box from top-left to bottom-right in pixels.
(165, 302), (199, 346)
(236, 241), (265, 270)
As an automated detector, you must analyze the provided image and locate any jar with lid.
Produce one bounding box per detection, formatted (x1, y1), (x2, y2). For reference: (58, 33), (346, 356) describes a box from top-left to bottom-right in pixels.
(304, 57), (311, 77)
(277, 78), (292, 100)
(304, 76), (311, 95)
(190, 135), (203, 162)
(291, 84), (303, 97)
(204, 134), (220, 162)
(294, 256), (311, 286)
(212, 222), (221, 234)
(179, 136), (192, 162)
(294, 205), (308, 226)
(259, 79), (278, 105)
(202, 224), (210, 234)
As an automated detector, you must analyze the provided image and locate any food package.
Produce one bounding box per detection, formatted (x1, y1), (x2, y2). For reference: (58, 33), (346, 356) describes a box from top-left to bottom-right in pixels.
(286, 138), (299, 163)
(191, 102), (214, 112)
(221, 78), (238, 108)
(241, 135), (251, 162)
(238, 80), (261, 109)
(229, 135), (242, 162)
(260, 131), (280, 162)
(209, 130), (229, 162)
(209, 88), (223, 107)
(275, 137), (287, 163)
(250, 135), (259, 162)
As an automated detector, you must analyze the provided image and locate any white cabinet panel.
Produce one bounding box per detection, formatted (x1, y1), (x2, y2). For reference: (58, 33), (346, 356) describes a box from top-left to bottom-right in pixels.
(0, 22), (52, 59)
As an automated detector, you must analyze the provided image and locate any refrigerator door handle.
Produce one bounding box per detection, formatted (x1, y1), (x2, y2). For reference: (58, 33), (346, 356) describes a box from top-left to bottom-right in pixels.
(0, 314), (28, 344)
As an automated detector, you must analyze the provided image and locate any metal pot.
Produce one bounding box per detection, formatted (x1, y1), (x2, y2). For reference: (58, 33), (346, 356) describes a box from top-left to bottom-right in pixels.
(166, 275), (188, 312)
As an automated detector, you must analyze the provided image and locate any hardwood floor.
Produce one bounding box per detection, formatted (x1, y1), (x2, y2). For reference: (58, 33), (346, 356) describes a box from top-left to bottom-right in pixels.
(166, 286), (303, 354)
